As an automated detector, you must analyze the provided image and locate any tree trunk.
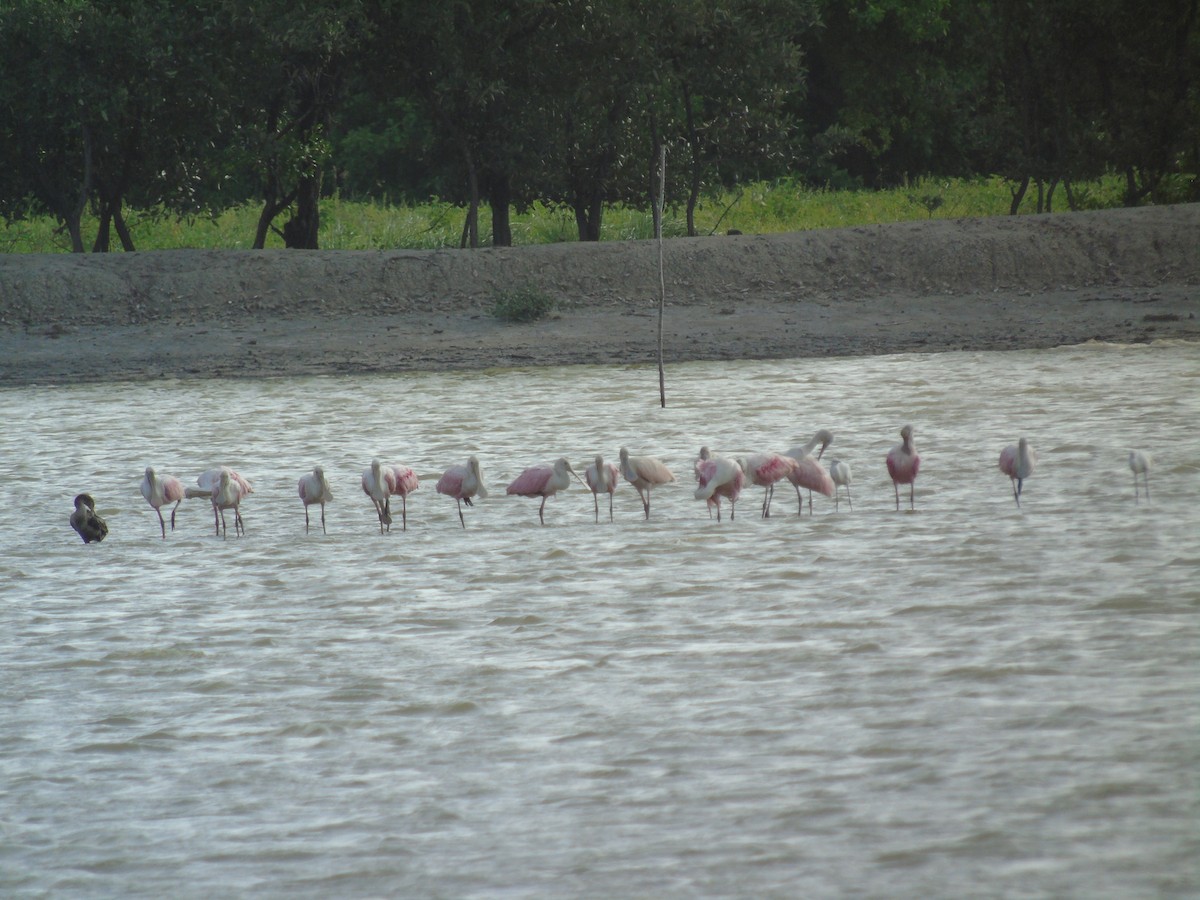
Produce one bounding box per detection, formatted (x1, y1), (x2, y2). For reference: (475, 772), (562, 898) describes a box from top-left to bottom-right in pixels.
(283, 172), (322, 249)
(93, 204), (112, 253)
(682, 83), (702, 237)
(573, 190), (603, 241)
(489, 171), (512, 247)
(113, 205), (135, 251)
(1008, 175), (1030, 215)
(461, 145), (479, 248)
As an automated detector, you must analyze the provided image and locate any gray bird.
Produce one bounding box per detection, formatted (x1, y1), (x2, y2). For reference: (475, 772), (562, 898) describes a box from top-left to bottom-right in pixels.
(70, 493), (108, 543)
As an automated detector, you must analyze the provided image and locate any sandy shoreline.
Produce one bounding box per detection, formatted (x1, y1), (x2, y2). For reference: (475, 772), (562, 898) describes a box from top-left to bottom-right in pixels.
(2, 205), (1197, 385)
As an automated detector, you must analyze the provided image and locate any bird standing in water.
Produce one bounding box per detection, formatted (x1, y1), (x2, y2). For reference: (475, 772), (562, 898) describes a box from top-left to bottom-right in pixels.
(298, 466), (334, 533)
(785, 429), (835, 515)
(619, 447), (676, 520)
(436, 455), (488, 528)
(1128, 450), (1151, 503)
(362, 458), (419, 533)
(998, 437), (1037, 507)
(886, 425), (921, 510)
(828, 458), (852, 510)
(585, 454), (620, 523)
(141, 467), (185, 538)
(737, 452), (797, 518)
(507, 457), (584, 524)
(694, 454), (745, 521)
(70, 494), (108, 543)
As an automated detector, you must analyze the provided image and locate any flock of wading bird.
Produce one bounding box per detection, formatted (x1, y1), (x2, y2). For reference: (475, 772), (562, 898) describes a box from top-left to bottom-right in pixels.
(69, 427), (1156, 543)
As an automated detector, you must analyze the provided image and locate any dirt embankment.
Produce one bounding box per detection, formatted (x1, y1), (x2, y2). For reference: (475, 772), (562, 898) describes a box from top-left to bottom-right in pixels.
(1, 203), (1197, 384)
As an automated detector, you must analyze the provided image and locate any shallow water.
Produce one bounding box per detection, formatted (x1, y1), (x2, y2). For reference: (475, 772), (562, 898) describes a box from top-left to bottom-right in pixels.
(2, 342), (1199, 898)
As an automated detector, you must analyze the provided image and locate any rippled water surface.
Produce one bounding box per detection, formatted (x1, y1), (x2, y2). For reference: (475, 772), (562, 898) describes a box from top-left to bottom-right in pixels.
(3, 343), (1199, 898)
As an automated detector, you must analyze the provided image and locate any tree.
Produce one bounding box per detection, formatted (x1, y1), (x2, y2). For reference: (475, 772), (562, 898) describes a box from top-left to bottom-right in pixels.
(213, 0), (368, 249)
(0, 0), (105, 251)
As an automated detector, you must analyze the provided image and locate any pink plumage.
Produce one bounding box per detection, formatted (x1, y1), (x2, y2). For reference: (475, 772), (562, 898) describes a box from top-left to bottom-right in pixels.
(695, 456), (745, 521)
(786, 455), (835, 515)
(506, 458), (580, 524)
(384, 465), (419, 498)
(998, 437), (1036, 506)
(507, 465), (554, 496)
(436, 467), (466, 497)
(436, 456), (487, 528)
(196, 466), (253, 497)
(887, 425), (921, 510)
(362, 458), (418, 532)
(141, 466), (186, 538)
(742, 452), (796, 486)
(789, 457), (834, 496)
(739, 452), (797, 517)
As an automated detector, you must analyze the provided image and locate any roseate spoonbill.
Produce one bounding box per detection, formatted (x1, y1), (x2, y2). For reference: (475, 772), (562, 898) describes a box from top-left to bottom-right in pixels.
(998, 437), (1037, 507)
(785, 456), (835, 515)
(70, 494), (108, 543)
(506, 457), (584, 524)
(785, 429), (835, 514)
(1129, 450), (1151, 503)
(362, 458), (419, 533)
(298, 466), (333, 534)
(828, 458), (852, 510)
(737, 452), (797, 518)
(618, 447), (676, 519)
(436, 455), (488, 528)
(695, 446), (717, 517)
(886, 424), (920, 510)
(189, 467), (253, 536)
(585, 454), (620, 523)
(211, 468), (252, 536)
(786, 429), (834, 463)
(694, 455), (745, 521)
(140, 467), (185, 538)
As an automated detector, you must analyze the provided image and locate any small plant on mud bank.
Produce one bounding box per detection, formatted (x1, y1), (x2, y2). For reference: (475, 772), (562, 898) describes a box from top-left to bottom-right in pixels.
(491, 287), (556, 323)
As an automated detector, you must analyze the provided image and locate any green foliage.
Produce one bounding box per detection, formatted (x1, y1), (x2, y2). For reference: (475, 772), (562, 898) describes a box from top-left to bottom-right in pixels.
(2, 174), (1146, 254)
(1, 0), (1195, 252)
(491, 287), (556, 323)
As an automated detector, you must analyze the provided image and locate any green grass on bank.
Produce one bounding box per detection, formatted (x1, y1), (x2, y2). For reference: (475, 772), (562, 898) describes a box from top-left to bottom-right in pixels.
(1, 173), (1185, 254)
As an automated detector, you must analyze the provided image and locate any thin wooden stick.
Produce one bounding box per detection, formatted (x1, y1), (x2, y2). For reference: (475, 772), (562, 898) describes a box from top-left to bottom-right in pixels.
(656, 145), (667, 409)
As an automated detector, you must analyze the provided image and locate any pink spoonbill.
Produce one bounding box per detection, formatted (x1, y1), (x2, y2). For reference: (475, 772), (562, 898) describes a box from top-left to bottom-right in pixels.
(785, 429), (835, 515)
(141, 467), (185, 538)
(585, 454), (620, 523)
(998, 437), (1037, 507)
(189, 466), (253, 537)
(1129, 450), (1151, 503)
(506, 457), (585, 524)
(188, 467), (253, 536)
(298, 466), (333, 533)
(886, 425), (920, 510)
(737, 452), (797, 518)
(436, 455), (488, 528)
(694, 446), (716, 517)
(618, 447), (676, 519)
(362, 458), (419, 533)
(694, 454), (745, 521)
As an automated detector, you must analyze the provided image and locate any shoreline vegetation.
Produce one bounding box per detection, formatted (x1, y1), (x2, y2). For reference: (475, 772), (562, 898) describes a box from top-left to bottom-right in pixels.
(0, 175), (1186, 255)
(1, 202), (1197, 387)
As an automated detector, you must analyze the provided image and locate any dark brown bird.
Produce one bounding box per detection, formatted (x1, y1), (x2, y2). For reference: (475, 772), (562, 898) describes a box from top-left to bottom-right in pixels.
(70, 494), (108, 543)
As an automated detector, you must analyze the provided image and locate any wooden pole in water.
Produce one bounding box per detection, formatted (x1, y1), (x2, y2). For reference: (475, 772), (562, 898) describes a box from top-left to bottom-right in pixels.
(656, 145), (667, 408)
